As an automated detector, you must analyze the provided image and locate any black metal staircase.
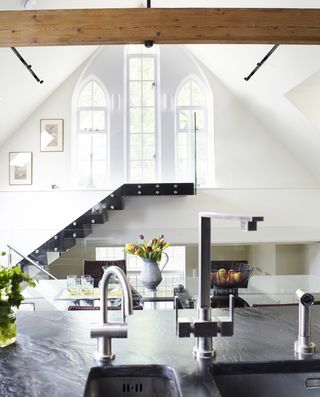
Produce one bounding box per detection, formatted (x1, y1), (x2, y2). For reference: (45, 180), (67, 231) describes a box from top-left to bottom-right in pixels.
(23, 183), (194, 271)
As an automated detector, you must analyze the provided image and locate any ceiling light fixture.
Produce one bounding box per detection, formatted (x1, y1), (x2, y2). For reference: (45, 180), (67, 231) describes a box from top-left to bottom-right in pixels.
(11, 47), (44, 84)
(244, 44), (279, 82)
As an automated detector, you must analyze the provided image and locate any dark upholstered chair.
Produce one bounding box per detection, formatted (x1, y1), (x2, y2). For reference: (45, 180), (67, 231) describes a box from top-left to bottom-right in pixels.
(83, 259), (126, 287)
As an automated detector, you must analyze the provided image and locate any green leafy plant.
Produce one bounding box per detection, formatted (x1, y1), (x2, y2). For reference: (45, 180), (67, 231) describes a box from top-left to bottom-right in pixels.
(0, 252), (36, 346)
(125, 234), (169, 263)
(0, 252), (36, 309)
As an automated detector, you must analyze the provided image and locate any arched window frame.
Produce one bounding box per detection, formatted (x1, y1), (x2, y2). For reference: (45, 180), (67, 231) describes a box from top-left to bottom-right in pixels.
(174, 75), (214, 187)
(74, 75), (110, 187)
(124, 44), (161, 183)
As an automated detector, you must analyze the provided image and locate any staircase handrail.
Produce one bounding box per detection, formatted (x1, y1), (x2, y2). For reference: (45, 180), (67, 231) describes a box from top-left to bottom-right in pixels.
(7, 244), (57, 280)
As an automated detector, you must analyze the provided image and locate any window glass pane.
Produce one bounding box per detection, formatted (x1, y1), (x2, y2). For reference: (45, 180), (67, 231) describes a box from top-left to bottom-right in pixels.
(191, 81), (205, 106)
(80, 110), (93, 130)
(130, 145), (142, 161)
(129, 58), (141, 80)
(195, 110), (205, 130)
(78, 135), (91, 160)
(92, 111), (106, 130)
(129, 82), (142, 106)
(177, 133), (187, 146)
(177, 81), (191, 106)
(142, 81), (154, 106)
(179, 110), (191, 131)
(130, 161), (142, 180)
(142, 108), (155, 132)
(78, 81), (93, 107)
(142, 58), (154, 80)
(93, 161), (106, 177)
(196, 131), (207, 147)
(130, 108), (142, 133)
(92, 135), (107, 159)
(143, 134), (155, 146)
(143, 145), (154, 160)
(130, 134), (142, 146)
(142, 160), (155, 179)
(78, 161), (90, 178)
(92, 81), (107, 106)
(177, 145), (188, 159)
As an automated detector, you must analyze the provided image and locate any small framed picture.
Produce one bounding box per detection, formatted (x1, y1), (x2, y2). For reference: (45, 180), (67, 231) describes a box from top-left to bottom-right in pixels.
(9, 152), (33, 185)
(40, 119), (64, 152)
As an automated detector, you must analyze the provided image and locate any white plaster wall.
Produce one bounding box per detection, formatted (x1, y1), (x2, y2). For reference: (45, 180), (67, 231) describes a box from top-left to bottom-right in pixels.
(0, 64), (84, 189)
(275, 244), (305, 275)
(304, 243), (320, 276)
(248, 244), (276, 275)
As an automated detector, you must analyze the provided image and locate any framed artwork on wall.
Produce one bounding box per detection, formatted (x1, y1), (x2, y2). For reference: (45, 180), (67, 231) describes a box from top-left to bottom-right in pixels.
(9, 152), (33, 185)
(40, 119), (64, 152)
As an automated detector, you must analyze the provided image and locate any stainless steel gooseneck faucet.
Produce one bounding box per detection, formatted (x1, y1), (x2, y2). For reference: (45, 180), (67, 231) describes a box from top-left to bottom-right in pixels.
(90, 266), (133, 361)
(176, 212), (264, 359)
(294, 288), (316, 355)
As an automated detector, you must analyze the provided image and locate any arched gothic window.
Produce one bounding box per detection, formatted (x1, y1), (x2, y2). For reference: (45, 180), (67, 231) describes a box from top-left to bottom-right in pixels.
(76, 78), (109, 187)
(175, 78), (212, 187)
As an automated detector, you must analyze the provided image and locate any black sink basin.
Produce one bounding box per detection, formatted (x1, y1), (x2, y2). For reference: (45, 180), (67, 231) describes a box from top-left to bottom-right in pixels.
(210, 360), (320, 397)
(84, 364), (182, 397)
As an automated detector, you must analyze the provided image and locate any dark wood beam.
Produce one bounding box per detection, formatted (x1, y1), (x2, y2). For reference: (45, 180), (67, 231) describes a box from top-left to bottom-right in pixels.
(1, 8), (320, 47)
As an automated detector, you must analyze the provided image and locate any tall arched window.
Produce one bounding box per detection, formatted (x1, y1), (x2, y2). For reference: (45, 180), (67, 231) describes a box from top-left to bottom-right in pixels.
(76, 78), (108, 187)
(126, 44), (159, 182)
(175, 78), (211, 187)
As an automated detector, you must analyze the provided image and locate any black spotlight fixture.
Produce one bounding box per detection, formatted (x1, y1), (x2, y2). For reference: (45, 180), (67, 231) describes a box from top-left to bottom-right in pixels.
(144, 40), (154, 48)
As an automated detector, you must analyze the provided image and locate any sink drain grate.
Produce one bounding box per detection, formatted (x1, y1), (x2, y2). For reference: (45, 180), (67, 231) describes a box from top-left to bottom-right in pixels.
(122, 382), (143, 393)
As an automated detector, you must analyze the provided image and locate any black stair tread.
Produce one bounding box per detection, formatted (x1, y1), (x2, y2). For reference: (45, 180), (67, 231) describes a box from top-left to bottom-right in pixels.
(123, 182), (194, 196)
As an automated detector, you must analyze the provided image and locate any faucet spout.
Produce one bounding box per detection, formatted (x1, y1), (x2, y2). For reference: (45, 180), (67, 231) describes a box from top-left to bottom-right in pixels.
(101, 266), (133, 323)
(195, 212), (263, 359)
(176, 212), (264, 359)
(91, 265), (133, 361)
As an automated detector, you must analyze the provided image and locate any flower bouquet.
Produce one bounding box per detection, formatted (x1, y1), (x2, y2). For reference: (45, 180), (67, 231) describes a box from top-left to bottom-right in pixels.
(125, 234), (169, 263)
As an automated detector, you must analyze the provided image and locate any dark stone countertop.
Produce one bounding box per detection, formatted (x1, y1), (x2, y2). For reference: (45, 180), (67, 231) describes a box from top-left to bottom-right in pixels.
(1, 306), (320, 397)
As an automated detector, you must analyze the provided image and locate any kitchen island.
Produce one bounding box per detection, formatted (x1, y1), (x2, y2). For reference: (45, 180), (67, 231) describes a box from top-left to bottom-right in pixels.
(1, 306), (320, 397)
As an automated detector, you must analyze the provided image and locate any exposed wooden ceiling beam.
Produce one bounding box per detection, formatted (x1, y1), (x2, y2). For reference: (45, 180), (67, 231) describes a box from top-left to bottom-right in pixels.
(1, 8), (320, 47)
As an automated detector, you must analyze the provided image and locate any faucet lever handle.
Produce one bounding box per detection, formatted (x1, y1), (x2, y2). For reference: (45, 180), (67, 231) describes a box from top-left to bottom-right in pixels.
(174, 296), (180, 334)
(229, 294), (234, 322)
(175, 296), (193, 337)
(216, 294), (234, 337)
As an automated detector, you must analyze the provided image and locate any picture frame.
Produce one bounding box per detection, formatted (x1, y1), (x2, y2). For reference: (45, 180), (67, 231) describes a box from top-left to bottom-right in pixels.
(40, 119), (64, 152)
(9, 152), (33, 185)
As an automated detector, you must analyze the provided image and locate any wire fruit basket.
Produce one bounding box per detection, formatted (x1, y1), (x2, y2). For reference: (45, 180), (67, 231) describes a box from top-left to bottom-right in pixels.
(210, 262), (254, 296)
